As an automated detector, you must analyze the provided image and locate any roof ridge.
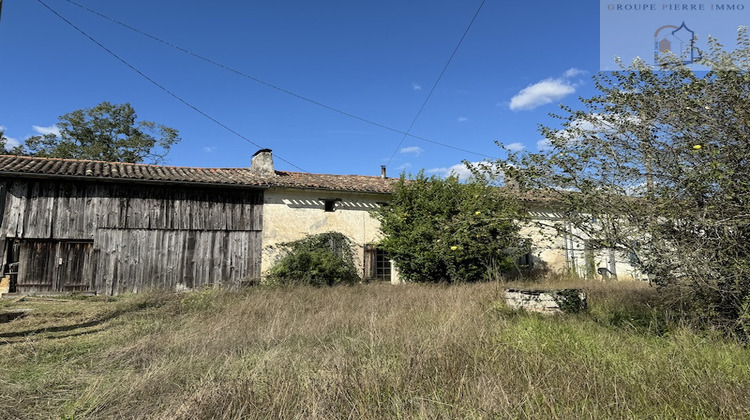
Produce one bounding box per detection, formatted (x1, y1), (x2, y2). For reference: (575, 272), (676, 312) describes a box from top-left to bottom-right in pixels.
(276, 170), (393, 180)
(0, 154), (252, 171)
(0, 155), (396, 194)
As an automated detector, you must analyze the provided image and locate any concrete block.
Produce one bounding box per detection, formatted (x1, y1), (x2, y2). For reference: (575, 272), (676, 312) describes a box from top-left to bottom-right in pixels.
(504, 288), (587, 314)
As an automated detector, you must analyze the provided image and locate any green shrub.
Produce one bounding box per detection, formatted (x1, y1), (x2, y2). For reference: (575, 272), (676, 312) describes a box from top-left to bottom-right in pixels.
(267, 232), (360, 286)
(374, 171), (526, 283)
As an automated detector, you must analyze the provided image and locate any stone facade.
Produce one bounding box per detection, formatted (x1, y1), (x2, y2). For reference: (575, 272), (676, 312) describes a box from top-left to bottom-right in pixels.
(522, 207), (648, 281)
(261, 188), (396, 282)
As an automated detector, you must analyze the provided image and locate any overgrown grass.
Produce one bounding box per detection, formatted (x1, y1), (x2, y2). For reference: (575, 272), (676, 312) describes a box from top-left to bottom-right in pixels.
(1, 281), (749, 419)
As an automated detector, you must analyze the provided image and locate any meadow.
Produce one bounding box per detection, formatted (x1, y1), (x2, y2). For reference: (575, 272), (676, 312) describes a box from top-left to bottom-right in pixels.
(1, 280), (749, 419)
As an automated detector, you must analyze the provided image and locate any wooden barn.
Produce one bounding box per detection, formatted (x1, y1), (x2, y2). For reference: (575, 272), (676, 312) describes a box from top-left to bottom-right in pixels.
(0, 151), (396, 295)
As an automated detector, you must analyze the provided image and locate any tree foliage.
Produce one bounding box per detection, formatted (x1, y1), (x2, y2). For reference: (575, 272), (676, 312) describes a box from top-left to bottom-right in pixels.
(24, 102), (180, 164)
(267, 232), (360, 286)
(0, 129), (24, 155)
(374, 172), (526, 283)
(496, 28), (750, 335)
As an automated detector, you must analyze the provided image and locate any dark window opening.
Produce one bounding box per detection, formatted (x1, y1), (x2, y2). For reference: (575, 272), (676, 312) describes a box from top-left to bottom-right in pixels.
(364, 244), (391, 281)
(324, 199), (336, 212)
(516, 252), (533, 267)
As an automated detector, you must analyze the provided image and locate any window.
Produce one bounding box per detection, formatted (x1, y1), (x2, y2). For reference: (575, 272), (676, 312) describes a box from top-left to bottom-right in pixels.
(516, 252), (533, 267)
(364, 244), (391, 281)
(514, 239), (533, 268)
(322, 198), (340, 212)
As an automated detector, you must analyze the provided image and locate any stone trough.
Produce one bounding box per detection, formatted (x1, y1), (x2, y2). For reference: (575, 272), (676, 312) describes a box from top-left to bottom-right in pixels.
(504, 288), (587, 314)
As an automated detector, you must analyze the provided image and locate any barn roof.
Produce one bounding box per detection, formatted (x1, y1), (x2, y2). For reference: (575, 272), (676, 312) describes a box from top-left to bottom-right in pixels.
(0, 155), (396, 194)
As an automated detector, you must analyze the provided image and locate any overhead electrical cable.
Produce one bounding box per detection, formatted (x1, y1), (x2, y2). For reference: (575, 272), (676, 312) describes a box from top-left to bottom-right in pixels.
(36, 0), (308, 172)
(385, 0), (487, 167)
(59, 0), (496, 160)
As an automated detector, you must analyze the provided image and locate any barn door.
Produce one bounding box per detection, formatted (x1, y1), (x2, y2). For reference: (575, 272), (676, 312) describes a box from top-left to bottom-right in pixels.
(56, 242), (94, 292)
(16, 240), (94, 293)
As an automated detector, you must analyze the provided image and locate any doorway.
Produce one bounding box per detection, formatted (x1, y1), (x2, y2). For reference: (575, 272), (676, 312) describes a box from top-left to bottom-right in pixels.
(8, 239), (95, 293)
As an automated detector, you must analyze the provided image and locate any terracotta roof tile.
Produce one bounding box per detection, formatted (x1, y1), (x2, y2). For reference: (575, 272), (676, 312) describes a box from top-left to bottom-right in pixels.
(0, 155), (395, 194)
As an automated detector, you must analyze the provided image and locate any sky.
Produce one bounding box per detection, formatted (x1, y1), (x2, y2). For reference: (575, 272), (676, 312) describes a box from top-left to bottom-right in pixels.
(0, 0), (738, 178)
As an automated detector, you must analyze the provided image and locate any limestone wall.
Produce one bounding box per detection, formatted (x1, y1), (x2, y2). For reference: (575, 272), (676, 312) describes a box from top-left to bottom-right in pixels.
(262, 190), (646, 283)
(521, 209), (646, 281)
(261, 188), (390, 280)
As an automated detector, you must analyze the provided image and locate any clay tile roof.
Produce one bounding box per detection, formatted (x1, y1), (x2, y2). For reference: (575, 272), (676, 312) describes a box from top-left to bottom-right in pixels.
(270, 171), (396, 194)
(0, 155), (396, 194)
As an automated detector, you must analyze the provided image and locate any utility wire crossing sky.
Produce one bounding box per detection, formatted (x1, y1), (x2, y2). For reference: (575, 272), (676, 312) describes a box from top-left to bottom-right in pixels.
(1, 1), (610, 177)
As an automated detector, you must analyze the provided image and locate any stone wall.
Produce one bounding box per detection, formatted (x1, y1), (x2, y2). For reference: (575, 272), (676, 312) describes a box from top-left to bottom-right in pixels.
(261, 188), (394, 281)
(504, 288), (587, 314)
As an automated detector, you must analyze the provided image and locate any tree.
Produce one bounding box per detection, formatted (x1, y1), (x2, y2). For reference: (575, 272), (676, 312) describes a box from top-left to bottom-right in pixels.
(374, 172), (526, 283)
(496, 28), (750, 335)
(25, 102), (180, 164)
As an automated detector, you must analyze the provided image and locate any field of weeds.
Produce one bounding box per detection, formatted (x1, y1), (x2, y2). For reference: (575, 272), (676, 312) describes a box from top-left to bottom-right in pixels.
(1, 280), (749, 419)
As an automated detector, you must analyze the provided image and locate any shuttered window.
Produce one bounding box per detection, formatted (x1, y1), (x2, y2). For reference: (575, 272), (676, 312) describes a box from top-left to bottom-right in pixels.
(364, 244), (391, 281)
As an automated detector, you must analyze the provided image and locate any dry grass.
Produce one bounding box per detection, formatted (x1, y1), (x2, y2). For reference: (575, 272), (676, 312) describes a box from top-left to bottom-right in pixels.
(1, 281), (749, 419)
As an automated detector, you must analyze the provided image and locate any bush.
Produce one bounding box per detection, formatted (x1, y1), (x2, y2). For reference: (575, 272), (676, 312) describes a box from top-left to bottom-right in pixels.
(267, 232), (360, 286)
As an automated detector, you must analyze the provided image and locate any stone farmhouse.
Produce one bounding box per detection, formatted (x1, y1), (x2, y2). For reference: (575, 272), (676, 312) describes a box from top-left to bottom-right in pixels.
(0, 150), (642, 295)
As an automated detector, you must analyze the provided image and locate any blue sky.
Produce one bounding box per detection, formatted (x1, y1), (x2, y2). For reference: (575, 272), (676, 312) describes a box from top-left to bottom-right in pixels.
(1, 0), (601, 177)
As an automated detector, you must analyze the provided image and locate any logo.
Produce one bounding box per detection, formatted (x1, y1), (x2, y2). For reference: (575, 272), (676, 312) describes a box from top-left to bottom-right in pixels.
(654, 22), (703, 65)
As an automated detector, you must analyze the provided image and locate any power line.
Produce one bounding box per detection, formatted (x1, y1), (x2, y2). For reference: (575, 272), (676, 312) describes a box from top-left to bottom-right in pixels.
(59, 0), (497, 160)
(36, 0), (308, 172)
(386, 0), (487, 167)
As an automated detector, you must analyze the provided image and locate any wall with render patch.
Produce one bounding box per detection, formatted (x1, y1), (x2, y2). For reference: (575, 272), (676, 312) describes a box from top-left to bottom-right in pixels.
(261, 188), (396, 282)
(521, 206), (647, 281)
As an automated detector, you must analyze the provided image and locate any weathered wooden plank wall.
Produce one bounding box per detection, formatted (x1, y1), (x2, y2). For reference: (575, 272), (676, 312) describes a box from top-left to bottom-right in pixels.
(1, 179), (263, 294)
(15, 241), (95, 293)
(95, 229), (261, 294)
(2, 181), (263, 237)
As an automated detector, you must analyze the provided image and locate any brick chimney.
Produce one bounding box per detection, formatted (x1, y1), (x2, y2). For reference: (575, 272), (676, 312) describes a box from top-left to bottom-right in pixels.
(250, 149), (275, 176)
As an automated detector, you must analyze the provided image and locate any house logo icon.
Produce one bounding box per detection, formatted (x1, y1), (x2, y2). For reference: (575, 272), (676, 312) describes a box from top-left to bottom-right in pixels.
(654, 22), (703, 65)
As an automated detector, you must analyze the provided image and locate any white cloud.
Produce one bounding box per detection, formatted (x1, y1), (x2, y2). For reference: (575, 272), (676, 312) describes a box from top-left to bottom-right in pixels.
(564, 67), (587, 78)
(203, 146), (216, 153)
(427, 161), (484, 182)
(509, 67), (587, 111)
(411, 82), (422, 91)
(3, 136), (20, 150)
(395, 163), (412, 171)
(505, 142), (525, 152)
(536, 138), (552, 151)
(0, 126), (20, 149)
(457, 116), (468, 122)
(399, 146), (424, 156)
(509, 78), (576, 111)
(32, 124), (61, 137)
(555, 113), (637, 142)
(427, 165), (471, 181)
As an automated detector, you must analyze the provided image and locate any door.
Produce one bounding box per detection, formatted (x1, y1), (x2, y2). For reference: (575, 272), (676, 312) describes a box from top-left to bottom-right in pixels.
(16, 240), (94, 293)
(56, 241), (95, 292)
